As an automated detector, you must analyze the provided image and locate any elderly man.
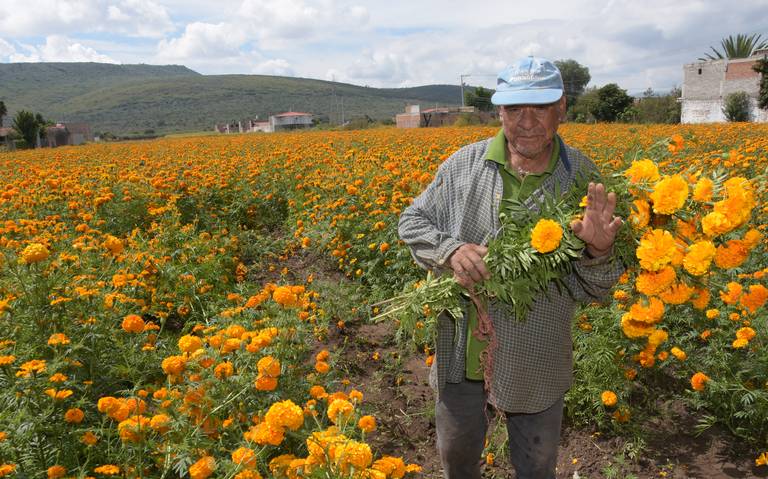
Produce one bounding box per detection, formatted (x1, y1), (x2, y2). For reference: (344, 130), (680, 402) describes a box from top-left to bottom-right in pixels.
(398, 57), (624, 479)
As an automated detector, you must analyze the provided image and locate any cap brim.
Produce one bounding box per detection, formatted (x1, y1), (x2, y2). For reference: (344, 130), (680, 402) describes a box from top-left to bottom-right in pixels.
(491, 89), (563, 106)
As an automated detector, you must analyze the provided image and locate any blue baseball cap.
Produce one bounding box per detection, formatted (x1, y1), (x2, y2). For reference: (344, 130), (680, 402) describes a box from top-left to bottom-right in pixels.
(491, 56), (564, 106)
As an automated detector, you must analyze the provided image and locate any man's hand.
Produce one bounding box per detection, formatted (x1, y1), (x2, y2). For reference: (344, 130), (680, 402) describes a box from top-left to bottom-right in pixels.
(570, 182), (622, 258)
(448, 243), (490, 289)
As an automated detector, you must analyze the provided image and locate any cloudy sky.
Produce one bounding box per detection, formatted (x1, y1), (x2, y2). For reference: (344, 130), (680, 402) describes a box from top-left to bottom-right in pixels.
(1, 0), (766, 93)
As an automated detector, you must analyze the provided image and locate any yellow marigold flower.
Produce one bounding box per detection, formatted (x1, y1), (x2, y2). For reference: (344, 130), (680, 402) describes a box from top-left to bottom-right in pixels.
(309, 385), (327, 399)
(234, 470), (263, 479)
(701, 211), (733, 237)
(64, 408), (85, 423)
(272, 286), (299, 308)
(103, 235), (124, 255)
(265, 400), (304, 431)
(47, 333), (71, 346)
(624, 159), (660, 184)
(269, 455), (297, 478)
(635, 266), (676, 296)
(189, 456), (216, 479)
(732, 338), (749, 349)
(334, 440), (373, 472)
(118, 415), (150, 442)
(601, 391), (617, 407)
(20, 243), (50, 264)
(44, 388), (73, 400)
(691, 372), (709, 391)
(0, 355), (15, 366)
(620, 313), (655, 339)
(314, 361), (330, 374)
(736, 327), (756, 341)
(255, 375), (278, 391)
(670, 347), (687, 361)
(47, 465), (66, 479)
(16, 359), (46, 377)
(327, 398), (355, 424)
(650, 175), (688, 215)
(647, 329), (668, 347)
(705, 308), (720, 319)
(121, 314), (145, 333)
(636, 229), (676, 272)
(628, 297), (665, 324)
(692, 177), (714, 202)
(756, 452), (768, 467)
(349, 389), (363, 402)
(161, 355), (187, 375)
(372, 456), (407, 478)
(178, 335), (203, 354)
(231, 447), (258, 469)
(93, 465), (119, 475)
(683, 241), (716, 276)
(714, 240), (749, 269)
(530, 218), (563, 254)
(740, 285), (768, 314)
(358, 415), (377, 432)
(628, 199), (650, 231)
(719, 282), (743, 305)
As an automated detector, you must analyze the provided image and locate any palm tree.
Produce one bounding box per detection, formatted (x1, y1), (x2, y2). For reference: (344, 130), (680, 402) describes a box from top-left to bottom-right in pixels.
(699, 33), (768, 61)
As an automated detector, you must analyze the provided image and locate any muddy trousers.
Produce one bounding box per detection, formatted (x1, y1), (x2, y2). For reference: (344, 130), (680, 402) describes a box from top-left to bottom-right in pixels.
(435, 380), (563, 479)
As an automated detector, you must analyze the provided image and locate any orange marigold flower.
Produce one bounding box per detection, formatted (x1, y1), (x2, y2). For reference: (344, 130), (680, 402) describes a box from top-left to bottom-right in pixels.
(149, 414), (171, 433)
(650, 174), (688, 215)
(600, 391), (618, 407)
(81, 431), (99, 446)
(701, 211), (733, 237)
(121, 314), (145, 333)
(265, 400), (304, 431)
(103, 235), (124, 255)
(628, 199), (650, 231)
(358, 415), (377, 432)
(257, 356), (281, 377)
(670, 347), (687, 361)
(245, 421), (285, 446)
(232, 447), (259, 469)
(620, 313), (655, 339)
(189, 456), (217, 479)
(309, 385), (327, 399)
(736, 327), (756, 341)
(705, 308), (720, 319)
(161, 355), (187, 375)
(178, 335), (203, 354)
(719, 282), (743, 305)
(743, 229), (763, 250)
(628, 297), (665, 324)
(635, 266), (676, 296)
(334, 440), (373, 472)
(756, 452), (768, 467)
(64, 408), (85, 423)
(636, 229), (676, 271)
(714, 240), (749, 269)
(47, 333), (71, 346)
(732, 338), (749, 349)
(314, 361), (330, 374)
(93, 465), (119, 475)
(739, 284), (768, 314)
(255, 375), (278, 391)
(214, 361), (234, 379)
(530, 219), (563, 254)
(690, 372), (710, 391)
(47, 465), (66, 479)
(647, 328), (668, 347)
(692, 177), (714, 202)
(372, 456), (407, 478)
(659, 282), (695, 305)
(327, 398), (354, 424)
(683, 241), (716, 276)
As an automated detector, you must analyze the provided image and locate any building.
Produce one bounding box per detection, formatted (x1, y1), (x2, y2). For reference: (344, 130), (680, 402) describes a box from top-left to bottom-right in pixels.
(681, 49), (768, 123)
(45, 123), (93, 147)
(248, 119), (271, 133)
(269, 112), (313, 132)
(0, 127), (16, 151)
(395, 104), (487, 128)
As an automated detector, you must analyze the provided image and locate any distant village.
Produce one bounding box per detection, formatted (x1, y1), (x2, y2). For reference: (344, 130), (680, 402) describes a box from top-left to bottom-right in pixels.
(1, 49), (766, 151)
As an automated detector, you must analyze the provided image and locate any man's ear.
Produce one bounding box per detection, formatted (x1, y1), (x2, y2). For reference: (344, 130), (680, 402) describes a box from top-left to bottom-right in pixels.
(559, 95), (567, 122)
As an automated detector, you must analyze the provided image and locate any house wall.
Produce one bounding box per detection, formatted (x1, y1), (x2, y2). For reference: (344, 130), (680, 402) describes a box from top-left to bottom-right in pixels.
(395, 113), (421, 128)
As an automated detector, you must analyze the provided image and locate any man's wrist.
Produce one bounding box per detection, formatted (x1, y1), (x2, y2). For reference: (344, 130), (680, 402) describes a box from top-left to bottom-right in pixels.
(585, 245), (612, 259)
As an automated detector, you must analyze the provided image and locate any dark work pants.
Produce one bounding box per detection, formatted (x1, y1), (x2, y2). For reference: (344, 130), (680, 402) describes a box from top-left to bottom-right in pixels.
(435, 380), (563, 479)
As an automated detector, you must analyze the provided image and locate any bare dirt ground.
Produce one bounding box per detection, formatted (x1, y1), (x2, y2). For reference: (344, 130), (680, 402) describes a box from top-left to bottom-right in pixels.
(325, 318), (768, 479)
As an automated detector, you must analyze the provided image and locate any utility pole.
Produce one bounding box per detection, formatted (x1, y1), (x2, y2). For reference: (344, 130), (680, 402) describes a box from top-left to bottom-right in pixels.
(460, 74), (471, 107)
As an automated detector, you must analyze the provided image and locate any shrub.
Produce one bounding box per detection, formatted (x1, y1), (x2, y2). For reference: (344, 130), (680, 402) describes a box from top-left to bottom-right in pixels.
(723, 91), (751, 122)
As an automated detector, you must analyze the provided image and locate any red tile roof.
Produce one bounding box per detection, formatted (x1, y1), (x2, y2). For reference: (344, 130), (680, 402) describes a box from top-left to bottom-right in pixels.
(274, 111), (312, 117)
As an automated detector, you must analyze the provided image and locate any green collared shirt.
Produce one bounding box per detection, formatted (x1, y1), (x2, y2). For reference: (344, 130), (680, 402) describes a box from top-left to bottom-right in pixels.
(465, 129), (560, 380)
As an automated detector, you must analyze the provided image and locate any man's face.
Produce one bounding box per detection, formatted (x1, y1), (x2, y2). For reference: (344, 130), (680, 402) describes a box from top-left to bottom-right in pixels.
(499, 95), (566, 161)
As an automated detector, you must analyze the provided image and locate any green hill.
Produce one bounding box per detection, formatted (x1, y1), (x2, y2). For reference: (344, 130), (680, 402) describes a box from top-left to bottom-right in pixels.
(0, 63), (467, 135)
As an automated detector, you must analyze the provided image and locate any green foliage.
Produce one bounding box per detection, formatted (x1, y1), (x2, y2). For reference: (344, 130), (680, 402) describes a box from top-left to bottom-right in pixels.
(464, 86), (494, 112)
(554, 59), (591, 110)
(699, 33), (768, 60)
(723, 91), (751, 122)
(590, 84), (634, 122)
(12, 110), (40, 147)
(631, 88), (682, 124)
(0, 100), (6, 127)
(569, 87), (599, 122)
(753, 58), (768, 110)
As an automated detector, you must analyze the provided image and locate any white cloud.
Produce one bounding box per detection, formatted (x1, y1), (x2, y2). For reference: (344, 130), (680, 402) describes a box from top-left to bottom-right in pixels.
(252, 58), (294, 76)
(8, 35), (118, 63)
(0, 0), (173, 38)
(0, 38), (16, 58)
(156, 22), (249, 60)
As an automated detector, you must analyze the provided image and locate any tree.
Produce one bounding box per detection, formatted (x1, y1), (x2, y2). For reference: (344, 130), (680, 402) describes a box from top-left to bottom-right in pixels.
(753, 57), (768, 110)
(723, 91), (751, 121)
(554, 59), (591, 109)
(13, 110), (41, 147)
(464, 86), (493, 112)
(0, 100), (6, 127)
(633, 87), (682, 124)
(699, 33), (768, 61)
(590, 83), (634, 122)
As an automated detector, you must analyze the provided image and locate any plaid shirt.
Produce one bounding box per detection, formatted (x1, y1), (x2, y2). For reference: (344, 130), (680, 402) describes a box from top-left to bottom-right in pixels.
(398, 136), (624, 413)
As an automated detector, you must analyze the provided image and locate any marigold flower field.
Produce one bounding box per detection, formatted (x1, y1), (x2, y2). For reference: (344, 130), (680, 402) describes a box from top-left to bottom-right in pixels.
(0, 123), (767, 477)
